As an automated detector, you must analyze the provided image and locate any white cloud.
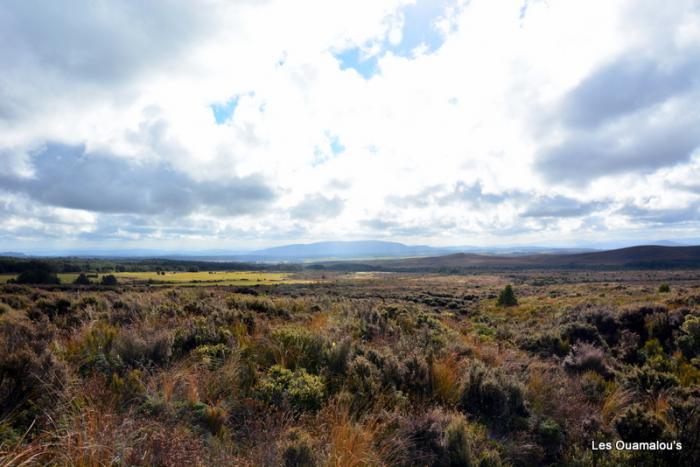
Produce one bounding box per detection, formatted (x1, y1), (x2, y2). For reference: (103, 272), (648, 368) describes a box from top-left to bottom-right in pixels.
(1, 0), (699, 250)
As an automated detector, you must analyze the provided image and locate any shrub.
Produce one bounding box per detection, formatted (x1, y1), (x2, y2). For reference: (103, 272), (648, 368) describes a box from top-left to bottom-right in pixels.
(66, 322), (125, 375)
(614, 405), (665, 442)
(172, 317), (230, 356)
(520, 332), (569, 358)
(396, 409), (473, 467)
(619, 306), (665, 340)
(270, 327), (326, 372)
(256, 365), (325, 412)
(32, 297), (72, 320)
(73, 273), (92, 285)
(0, 310), (65, 428)
(325, 338), (352, 376)
(445, 414), (473, 466)
(658, 284), (670, 293)
(537, 417), (563, 448)
(582, 308), (619, 345)
(114, 330), (172, 368)
(580, 371), (606, 401)
(624, 366), (679, 395)
(15, 269), (60, 284)
(459, 361), (528, 430)
(496, 285), (517, 307)
(563, 343), (611, 378)
(678, 315), (700, 358)
(280, 428), (316, 467)
(400, 354), (431, 395)
(100, 274), (118, 286)
(192, 402), (227, 436)
(345, 356), (382, 406)
(193, 343), (231, 369)
(561, 322), (604, 346)
(110, 369), (146, 407)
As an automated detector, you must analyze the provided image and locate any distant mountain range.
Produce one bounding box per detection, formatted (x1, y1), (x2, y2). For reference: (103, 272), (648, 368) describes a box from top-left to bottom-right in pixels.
(7, 239), (700, 262)
(314, 245), (700, 271)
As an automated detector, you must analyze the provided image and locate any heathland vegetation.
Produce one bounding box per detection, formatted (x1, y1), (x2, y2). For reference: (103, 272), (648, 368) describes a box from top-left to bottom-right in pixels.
(1, 266), (699, 465)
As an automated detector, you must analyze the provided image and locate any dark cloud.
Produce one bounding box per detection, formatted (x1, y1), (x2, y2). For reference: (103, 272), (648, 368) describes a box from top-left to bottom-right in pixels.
(0, 144), (277, 216)
(536, 114), (700, 184)
(521, 195), (608, 218)
(535, 36), (700, 184)
(560, 55), (700, 129)
(290, 194), (344, 221)
(0, 1), (216, 122)
(616, 203), (700, 225)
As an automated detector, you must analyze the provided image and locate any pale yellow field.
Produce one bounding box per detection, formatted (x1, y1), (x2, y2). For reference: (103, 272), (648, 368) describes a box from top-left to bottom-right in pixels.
(0, 270), (306, 286)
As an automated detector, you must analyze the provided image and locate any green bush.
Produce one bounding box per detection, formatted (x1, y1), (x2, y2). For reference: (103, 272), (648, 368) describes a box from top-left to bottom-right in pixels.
(192, 402), (227, 436)
(459, 361), (528, 430)
(0, 310), (65, 429)
(280, 428), (316, 467)
(520, 332), (569, 357)
(270, 327), (326, 372)
(15, 269), (60, 285)
(614, 405), (665, 442)
(256, 365), (325, 411)
(678, 315), (700, 358)
(109, 369), (146, 407)
(172, 317), (230, 356)
(114, 330), (172, 368)
(73, 273), (92, 285)
(445, 414), (473, 466)
(193, 343), (231, 369)
(496, 285), (517, 307)
(658, 284), (670, 293)
(100, 274), (118, 286)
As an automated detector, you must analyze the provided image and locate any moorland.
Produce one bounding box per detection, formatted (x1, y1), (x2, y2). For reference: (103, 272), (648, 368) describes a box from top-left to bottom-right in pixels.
(1, 257), (699, 466)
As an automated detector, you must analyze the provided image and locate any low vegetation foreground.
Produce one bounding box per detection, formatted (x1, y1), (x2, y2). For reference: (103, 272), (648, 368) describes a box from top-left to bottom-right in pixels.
(1, 269), (700, 466)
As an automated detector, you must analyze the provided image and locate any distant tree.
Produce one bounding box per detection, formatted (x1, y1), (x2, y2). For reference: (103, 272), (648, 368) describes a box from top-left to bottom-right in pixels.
(658, 284), (670, 293)
(497, 285), (518, 306)
(116, 265), (127, 273)
(73, 273), (91, 285)
(15, 269), (60, 285)
(100, 274), (118, 286)
(187, 266), (200, 273)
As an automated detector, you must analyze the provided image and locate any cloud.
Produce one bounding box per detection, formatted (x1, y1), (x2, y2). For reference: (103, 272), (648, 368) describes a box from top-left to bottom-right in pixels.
(533, 2), (700, 185)
(388, 181), (518, 208)
(559, 55), (700, 129)
(521, 195), (607, 218)
(290, 194), (344, 221)
(536, 112), (700, 183)
(0, 144), (277, 216)
(2, 0), (700, 249)
(617, 202), (700, 225)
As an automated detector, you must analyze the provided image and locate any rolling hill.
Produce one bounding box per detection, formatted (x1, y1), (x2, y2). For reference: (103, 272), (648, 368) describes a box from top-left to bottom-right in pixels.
(313, 245), (700, 271)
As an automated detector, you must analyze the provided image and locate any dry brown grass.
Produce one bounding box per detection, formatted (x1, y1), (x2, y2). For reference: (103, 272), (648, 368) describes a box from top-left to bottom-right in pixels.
(601, 384), (633, 424)
(431, 353), (463, 405)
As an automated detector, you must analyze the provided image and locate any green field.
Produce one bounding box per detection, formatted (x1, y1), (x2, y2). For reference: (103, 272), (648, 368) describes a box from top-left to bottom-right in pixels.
(0, 270), (305, 286)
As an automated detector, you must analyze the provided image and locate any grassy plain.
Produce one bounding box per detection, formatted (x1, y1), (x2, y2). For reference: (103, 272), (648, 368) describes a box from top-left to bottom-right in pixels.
(0, 270), (306, 286)
(1, 269), (699, 465)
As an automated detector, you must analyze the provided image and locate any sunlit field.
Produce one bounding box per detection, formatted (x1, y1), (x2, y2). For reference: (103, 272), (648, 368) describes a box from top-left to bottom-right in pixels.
(0, 271), (306, 286)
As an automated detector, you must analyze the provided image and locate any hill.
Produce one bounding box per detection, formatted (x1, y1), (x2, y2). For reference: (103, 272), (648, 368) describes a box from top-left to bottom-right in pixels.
(314, 245), (700, 271)
(241, 240), (450, 261)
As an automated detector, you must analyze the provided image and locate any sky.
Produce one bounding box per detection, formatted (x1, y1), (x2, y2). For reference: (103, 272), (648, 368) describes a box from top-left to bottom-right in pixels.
(1, 0), (700, 251)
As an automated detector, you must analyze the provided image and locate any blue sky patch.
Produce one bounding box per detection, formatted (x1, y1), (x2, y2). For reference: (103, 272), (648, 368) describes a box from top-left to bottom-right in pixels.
(334, 0), (452, 79)
(211, 96), (240, 124)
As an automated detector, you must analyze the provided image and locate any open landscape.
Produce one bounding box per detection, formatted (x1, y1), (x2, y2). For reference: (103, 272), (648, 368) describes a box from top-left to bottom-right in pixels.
(3, 1), (700, 465)
(1, 252), (700, 466)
